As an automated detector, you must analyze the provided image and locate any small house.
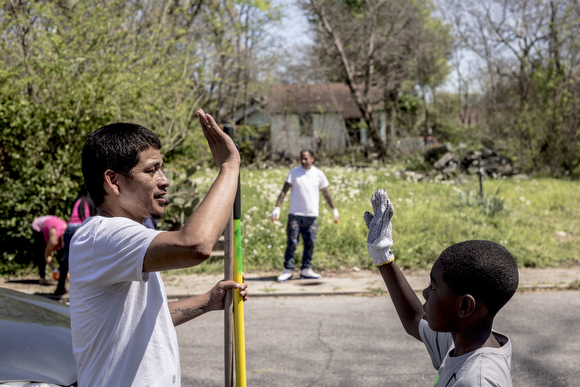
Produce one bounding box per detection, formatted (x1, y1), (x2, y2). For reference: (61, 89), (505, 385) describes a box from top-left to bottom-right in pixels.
(267, 83), (387, 158)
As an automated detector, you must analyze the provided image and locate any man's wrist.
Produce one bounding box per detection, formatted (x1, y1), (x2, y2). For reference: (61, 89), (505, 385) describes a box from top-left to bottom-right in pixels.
(205, 290), (218, 312)
(219, 160), (240, 172)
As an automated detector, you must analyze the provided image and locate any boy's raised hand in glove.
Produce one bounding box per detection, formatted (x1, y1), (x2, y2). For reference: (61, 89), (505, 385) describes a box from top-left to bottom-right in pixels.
(363, 189), (395, 266)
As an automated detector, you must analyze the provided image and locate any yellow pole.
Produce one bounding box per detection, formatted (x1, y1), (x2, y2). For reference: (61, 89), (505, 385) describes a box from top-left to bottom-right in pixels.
(231, 137), (246, 387)
(233, 218), (246, 387)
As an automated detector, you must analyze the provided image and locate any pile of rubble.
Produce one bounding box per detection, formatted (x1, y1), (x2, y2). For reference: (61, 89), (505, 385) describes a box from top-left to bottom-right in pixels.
(425, 144), (517, 179)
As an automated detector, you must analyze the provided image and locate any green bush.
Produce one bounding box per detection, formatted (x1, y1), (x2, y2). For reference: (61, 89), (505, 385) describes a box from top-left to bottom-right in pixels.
(0, 97), (113, 276)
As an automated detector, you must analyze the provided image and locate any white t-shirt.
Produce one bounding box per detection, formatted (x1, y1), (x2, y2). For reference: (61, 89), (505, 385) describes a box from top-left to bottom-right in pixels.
(285, 165), (330, 217)
(69, 216), (180, 387)
(419, 319), (513, 387)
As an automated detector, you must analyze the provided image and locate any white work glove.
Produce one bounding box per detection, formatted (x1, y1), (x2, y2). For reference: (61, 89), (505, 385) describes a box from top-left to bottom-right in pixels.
(270, 206), (280, 222)
(363, 189), (395, 266)
(332, 208), (339, 223)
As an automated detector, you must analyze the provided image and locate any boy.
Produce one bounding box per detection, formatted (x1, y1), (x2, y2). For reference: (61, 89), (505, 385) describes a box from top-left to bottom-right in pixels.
(364, 189), (519, 386)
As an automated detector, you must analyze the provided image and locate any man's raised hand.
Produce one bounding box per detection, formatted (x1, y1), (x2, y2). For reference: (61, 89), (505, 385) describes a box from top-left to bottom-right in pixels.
(196, 109), (240, 169)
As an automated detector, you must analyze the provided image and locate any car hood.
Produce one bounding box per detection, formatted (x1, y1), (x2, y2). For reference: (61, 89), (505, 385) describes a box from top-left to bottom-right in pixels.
(0, 288), (77, 386)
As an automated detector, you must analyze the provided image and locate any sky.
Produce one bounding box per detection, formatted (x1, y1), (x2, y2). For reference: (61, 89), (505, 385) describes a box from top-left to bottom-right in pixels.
(274, 0), (312, 48)
(270, 0), (468, 94)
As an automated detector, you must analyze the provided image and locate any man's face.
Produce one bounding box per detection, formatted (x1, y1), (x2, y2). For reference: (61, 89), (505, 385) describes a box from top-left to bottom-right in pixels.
(300, 151), (314, 170)
(422, 259), (461, 332)
(117, 147), (170, 222)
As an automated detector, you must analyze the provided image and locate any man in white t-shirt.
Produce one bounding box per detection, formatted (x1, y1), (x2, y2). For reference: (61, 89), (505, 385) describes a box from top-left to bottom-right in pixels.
(69, 110), (248, 387)
(270, 150), (338, 282)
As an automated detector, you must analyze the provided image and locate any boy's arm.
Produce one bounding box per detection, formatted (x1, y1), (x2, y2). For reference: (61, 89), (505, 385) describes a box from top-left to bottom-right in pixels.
(378, 262), (424, 341)
(364, 189), (424, 341)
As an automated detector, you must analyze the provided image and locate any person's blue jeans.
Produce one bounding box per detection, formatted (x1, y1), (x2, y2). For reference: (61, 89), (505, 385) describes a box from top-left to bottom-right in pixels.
(56, 223), (82, 293)
(283, 214), (318, 270)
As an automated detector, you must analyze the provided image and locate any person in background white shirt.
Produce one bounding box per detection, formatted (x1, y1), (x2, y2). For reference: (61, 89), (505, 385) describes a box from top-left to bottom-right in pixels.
(270, 149), (338, 282)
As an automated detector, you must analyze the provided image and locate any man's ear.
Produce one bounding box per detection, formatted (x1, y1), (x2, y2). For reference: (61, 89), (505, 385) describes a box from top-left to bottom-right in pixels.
(458, 294), (477, 318)
(103, 170), (121, 195)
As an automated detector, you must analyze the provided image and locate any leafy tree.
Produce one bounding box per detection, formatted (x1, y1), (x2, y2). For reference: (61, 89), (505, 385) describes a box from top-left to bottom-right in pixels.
(302, 0), (452, 157)
(447, 0), (580, 175)
(0, 0), (280, 274)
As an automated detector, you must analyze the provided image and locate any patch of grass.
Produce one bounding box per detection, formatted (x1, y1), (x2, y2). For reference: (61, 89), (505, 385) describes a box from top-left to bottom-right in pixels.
(258, 287), (279, 293)
(453, 187), (507, 217)
(161, 168), (580, 275)
(366, 287), (387, 295)
(568, 280), (580, 290)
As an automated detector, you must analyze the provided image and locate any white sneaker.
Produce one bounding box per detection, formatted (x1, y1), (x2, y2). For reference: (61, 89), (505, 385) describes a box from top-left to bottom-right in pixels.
(300, 268), (321, 279)
(277, 269), (293, 282)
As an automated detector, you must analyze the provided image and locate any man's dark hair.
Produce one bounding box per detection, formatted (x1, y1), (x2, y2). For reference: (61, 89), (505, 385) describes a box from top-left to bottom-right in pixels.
(438, 240), (519, 317)
(82, 123), (161, 206)
(300, 149), (315, 159)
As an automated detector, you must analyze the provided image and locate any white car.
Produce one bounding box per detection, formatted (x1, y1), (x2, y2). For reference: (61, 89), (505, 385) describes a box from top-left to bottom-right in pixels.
(0, 287), (77, 386)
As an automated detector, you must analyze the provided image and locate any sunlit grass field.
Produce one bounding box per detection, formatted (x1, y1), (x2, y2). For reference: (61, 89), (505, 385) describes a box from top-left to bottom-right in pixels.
(164, 166), (580, 275)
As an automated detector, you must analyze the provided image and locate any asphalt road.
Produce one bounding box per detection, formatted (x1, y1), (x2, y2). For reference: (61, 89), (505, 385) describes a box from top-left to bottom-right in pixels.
(176, 290), (580, 387)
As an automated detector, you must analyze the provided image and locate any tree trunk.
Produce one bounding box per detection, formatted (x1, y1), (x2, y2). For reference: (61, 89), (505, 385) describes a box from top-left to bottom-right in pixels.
(310, 0), (386, 158)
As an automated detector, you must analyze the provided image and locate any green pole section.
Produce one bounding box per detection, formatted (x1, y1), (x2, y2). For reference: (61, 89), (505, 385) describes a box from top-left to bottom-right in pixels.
(234, 219), (242, 272)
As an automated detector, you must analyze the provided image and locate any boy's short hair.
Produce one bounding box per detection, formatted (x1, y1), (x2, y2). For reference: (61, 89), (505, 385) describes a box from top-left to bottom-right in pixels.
(438, 240), (518, 317)
(82, 123), (161, 206)
(300, 149), (315, 159)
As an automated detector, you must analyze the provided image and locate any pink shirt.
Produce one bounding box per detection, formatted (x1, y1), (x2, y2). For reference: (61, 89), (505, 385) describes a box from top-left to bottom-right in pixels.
(32, 215), (53, 232)
(69, 199), (91, 225)
(33, 216), (67, 247)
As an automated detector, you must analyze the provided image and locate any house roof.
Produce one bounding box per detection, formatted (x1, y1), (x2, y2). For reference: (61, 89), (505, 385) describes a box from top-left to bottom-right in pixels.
(268, 83), (382, 119)
(233, 105), (265, 124)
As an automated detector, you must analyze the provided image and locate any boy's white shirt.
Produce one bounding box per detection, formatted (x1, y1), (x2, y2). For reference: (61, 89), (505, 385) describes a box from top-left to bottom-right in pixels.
(418, 319), (513, 387)
(69, 216), (180, 387)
